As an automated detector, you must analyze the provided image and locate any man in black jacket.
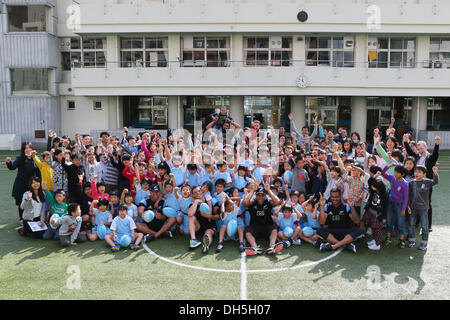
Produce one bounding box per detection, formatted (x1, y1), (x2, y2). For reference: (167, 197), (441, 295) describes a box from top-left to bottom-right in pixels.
(403, 134), (440, 231)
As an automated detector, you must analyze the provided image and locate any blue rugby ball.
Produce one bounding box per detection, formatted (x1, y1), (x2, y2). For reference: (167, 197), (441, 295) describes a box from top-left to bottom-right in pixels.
(283, 226), (294, 238)
(119, 234), (132, 247)
(162, 207), (178, 217)
(227, 219), (238, 238)
(96, 224), (107, 240)
(49, 214), (60, 229)
(199, 203), (210, 214)
(143, 210), (155, 223)
(302, 226), (315, 238)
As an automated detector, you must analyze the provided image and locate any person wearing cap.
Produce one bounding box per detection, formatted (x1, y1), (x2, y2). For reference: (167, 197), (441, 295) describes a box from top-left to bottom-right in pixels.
(138, 184), (175, 242)
(242, 181), (283, 256)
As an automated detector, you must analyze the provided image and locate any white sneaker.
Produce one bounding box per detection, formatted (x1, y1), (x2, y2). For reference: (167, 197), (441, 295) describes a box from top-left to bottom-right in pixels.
(367, 239), (376, 246)
(292, 238), (302, 246)
(368, 243), (380, 250)
(366, 227), (373, 236)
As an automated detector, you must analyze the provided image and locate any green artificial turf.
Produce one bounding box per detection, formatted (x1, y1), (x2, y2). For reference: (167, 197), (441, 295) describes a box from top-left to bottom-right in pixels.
(0, 151), (449, 300)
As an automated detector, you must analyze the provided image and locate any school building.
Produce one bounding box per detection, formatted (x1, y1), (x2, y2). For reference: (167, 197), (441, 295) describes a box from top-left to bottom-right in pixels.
(1, 0), (450, 148)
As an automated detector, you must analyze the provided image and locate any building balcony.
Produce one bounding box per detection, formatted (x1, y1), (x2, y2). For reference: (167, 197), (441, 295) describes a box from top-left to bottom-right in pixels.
(70, 60), (450, 96)
(69, 0), (450, 34)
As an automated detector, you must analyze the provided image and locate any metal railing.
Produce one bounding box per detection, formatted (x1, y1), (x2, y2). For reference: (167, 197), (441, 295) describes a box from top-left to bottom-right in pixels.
(70, 59), (450, 69)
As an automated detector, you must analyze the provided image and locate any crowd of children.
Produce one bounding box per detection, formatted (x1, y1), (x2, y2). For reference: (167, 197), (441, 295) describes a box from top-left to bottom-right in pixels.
(6, 108), (441, 254)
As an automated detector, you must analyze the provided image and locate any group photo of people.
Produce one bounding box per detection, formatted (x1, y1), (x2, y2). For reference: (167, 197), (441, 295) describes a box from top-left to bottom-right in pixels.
(6, 106), (441, 255)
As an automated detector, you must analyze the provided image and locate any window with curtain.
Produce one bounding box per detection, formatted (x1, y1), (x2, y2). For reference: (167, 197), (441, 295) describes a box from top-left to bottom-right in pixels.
(368, 38), (415, 68)
(11, 68), (48, 93)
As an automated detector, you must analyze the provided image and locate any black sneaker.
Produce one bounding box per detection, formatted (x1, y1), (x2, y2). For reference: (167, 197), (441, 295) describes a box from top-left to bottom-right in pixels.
(320, 243), (333, 252)
(239, 242), (245, 253)
(216, 242), (224, 253)
(202, 234), (210, 254)
(143, 234), (155, 243)
(346, 243), (357, 254)
(163, 231), (173, 239)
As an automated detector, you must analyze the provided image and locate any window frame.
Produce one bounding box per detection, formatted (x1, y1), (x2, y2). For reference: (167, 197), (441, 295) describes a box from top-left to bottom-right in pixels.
(6, 5), (48, 33)
(70, 37), (106, 68)
(10, 68), (49, 94)
(181, 35), (231, 67)
(243, 36), (293, 67)
(305, 36), (354, 68)
(120, 36), (168, 68)
(368, 37), (416, 68)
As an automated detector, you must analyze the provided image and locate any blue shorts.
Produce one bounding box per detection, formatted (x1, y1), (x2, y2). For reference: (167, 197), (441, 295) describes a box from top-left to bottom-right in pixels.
(92, 225), (112, 235)
(114, 232), (132, 245)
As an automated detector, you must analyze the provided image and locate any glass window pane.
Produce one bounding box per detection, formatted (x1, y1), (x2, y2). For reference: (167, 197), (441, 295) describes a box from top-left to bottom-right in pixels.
(378, 38), (389, 49)
(318, 51), (330, 65)
(271, 51), (282, 66)
(218, 38), (228, 48)
(11, 68), (48, 92)
(96, 51), (106, 67)
(404, 39), (415, 50)
(377, 51), (388, 68)
(193, 51), (205, 60)
(306, 37), (317, 49)
(333, 51), (344, 67)
(194, 37), (204, 48)
(343, 51), (354, 67)
(207, 51), (219, 67)
(7, 5), (47, 32)
(390, 39), (403, 50)
(306, 51), (318, 66)
(281, 51), (292, 66)
(132, 39), (143, 49)
(71, 37), (81, 50)
(403, 51), (415, 67)
(207, 39), (218, 49)
(146, 39), (157, 49)
(71, 52), (81, 68)
(183, 51), (193, 61)
(83, 39), (95, 50)
(256, 51), (269, 65)
(246, 37), (255, 49)
(318, 38), (331, 49)
(83, 51), (96, 67)
(390, 52), (402, 67)
(430, 38), (440, 51)
(333, 37), (343, 49)
(96, 39), (105, 49)
(282, 37), (292, 49)
(121, 38), (132, 49)
(246, 51), (256, 65)
(441, 39), (450, 51)
(256, 37), (269, 48)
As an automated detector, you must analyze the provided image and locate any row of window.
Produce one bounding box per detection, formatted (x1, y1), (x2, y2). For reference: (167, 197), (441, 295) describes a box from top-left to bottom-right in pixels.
(61, 36), (450, 70)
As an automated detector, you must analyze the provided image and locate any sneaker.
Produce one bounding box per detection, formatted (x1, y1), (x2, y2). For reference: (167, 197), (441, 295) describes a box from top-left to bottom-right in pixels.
(366, 227), (373, 236)
(368, 243), (381, 251)
(19, 220), (23, 226)
(429, 228), (433, 233)
(245, 246), (262, 256)
(266, 242), (284, 255)
(163, 231), (173, 239)
(382, 237), (392, 246)
(130, 243), (140, 250)
(239, 242), (245, 253)
(398, 239), (406, 249)
(282, 240), (291, 248)
(143, 234), (155, 243)
(216, 242), (224, 253)
(418, 243), (427, 251)
(407, 240), (416, 248)
(111, 245), (120, 252)
(311, 240), (318, 247)
(189, 239), (201, 249)
(367, 239), (376, 246)
(356, 234), (365, 243)
(320, 243), (333, 252)
(292, 238), (302, 246)
(346, 243), (357, 254)
(202, 234), (210, 254)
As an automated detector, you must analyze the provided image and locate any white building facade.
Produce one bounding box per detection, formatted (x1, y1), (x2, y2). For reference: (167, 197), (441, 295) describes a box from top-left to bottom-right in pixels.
(2, 0), (450, 147)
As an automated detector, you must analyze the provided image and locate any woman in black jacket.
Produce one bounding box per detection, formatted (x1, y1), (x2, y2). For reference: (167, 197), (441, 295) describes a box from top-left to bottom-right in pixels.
(6, 142), (40, 222)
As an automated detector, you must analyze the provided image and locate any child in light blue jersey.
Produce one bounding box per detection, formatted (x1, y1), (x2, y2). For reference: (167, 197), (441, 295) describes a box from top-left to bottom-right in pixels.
(283, 161), (293, 191)
(174, 184), (192, 234)
(87, 198), (112, 241)
(274, 202), (303, 247)
(298, 195), (321, 245)
(216, 197), (245, 253)
(213, 163), (232, 191)
(134, 177), (151, 206)
(120, 190), (138, 222)
(233, 165), (250, 198)
(212, 179), (228, 215)
(106, 204), (143, 251)
(200, 164), (215, 186)
(168, 155), (186, 187)
(185, 164), (201, 188)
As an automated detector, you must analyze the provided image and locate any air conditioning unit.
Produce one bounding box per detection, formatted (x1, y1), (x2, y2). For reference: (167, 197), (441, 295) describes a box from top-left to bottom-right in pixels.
(368, 37), (378, 50)
(343, 37), (354, 50)
(270, 36), (282, 49)
(434, 61), (443, 69)
(423, 60), (432, 68)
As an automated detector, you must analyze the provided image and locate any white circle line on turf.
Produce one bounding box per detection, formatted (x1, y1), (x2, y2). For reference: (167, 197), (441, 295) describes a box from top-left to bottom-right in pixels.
(240, 252), (247, 300)
(142, 243), (342, 274)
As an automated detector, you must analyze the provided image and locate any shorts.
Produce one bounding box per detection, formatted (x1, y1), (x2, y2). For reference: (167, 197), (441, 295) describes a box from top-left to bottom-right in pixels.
(317, 227), (363, 242)
(146, 219), (165, 232)
(245, 224), (277, 239)
(91, 225), (111, 235)
(198, 220), (216, 236)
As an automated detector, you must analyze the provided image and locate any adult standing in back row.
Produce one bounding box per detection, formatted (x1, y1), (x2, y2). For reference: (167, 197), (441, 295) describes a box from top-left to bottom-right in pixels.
(288, 113), (318, 153)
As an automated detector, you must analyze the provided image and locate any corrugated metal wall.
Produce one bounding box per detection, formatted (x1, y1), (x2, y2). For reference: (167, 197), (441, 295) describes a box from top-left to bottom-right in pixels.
(0, 0), (60, 147)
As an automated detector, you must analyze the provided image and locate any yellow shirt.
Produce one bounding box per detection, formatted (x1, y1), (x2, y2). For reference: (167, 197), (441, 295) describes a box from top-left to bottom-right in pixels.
(32, 155), (54, 191)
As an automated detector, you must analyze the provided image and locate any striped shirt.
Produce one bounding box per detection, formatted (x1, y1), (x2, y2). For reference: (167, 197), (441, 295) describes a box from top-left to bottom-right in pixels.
(381, 166), (409, 211)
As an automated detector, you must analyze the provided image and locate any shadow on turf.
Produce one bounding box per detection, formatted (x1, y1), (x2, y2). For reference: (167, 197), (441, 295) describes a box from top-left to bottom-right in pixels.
(307, 234), (427, 295)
